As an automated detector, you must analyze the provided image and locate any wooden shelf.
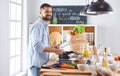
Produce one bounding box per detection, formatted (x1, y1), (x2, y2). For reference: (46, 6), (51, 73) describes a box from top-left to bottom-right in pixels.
(49, 24), (96, 46)
(49, 26), (62, 34)
(63, 26), (94, 32)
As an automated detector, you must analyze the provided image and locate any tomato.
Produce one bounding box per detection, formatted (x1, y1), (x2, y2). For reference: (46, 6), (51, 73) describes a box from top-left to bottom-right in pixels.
(70, 31), (75, 35)
(118, 56), (120, 60)
(114, 57), (119, 61)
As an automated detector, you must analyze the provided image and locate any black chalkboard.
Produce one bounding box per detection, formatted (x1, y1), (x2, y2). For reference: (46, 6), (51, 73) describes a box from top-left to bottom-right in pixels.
(51, 6), (87, 24)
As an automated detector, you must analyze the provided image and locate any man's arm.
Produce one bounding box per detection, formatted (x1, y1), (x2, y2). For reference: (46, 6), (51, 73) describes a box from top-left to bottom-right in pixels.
(44, 47), (64, 55)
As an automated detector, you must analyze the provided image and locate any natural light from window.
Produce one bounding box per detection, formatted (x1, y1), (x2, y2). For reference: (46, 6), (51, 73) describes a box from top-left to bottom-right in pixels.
(9, 0), (23, 76)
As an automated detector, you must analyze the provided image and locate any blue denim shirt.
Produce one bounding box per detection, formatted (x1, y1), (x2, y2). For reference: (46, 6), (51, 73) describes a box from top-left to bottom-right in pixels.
(28, 19), (50, 68)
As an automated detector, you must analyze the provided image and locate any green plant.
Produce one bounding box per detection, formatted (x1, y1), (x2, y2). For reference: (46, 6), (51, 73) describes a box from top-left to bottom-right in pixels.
(73, 24), (85, 34)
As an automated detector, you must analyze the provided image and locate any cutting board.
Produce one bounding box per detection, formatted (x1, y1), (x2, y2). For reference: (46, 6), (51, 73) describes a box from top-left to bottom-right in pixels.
(40, 68), (91, 75)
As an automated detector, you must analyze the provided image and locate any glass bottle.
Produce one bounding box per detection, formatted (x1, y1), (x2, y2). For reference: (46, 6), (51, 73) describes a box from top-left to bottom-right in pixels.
(97, 44), (103, 55)
(52, 12), (58, 24)
(102, 48), (109, 68)
(82, 43), (91, 58)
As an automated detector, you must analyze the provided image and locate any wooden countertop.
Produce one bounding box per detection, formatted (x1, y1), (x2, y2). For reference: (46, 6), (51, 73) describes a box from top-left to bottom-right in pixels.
(41, 68), (91, 75)
(40, 53), (120, 76)
(40, 68), (120, 76)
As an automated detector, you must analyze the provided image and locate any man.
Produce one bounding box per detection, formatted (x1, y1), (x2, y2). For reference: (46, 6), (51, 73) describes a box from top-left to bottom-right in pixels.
(28, 3), (64, 76)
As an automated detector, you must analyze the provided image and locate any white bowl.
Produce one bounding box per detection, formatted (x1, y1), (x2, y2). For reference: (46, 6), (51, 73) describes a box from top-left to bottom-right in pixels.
(109, 63), (119, 71)
(77, 64), (89, 71)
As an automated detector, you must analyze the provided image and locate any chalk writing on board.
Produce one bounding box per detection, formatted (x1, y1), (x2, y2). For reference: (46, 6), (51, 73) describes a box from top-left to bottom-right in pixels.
(51, 6), (87, 24)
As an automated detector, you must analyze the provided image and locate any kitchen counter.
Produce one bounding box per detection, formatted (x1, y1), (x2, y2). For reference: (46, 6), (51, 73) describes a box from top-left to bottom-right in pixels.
(41, 68), (91, 76)
(40, 53), (120, 76)
(40, 53), (91, 76)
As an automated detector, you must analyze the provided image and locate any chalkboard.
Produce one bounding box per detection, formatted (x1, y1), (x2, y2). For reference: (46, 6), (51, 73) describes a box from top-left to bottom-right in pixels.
(51, 6), (87, 24)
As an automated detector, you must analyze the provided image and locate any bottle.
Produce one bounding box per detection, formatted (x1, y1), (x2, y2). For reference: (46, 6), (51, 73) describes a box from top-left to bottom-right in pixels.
(102, 48), (109, 68)
(52, 12), (58, 24)
(107, 47), (112, 56)
(82, 43), (91, 58)
(97, 44), (103, 55)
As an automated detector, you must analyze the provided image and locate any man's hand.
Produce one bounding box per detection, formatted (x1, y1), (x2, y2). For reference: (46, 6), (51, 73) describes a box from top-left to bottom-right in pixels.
(54, 48), (64, 55)
(53, 45), (65, 55)
(54, 44), (60, 49)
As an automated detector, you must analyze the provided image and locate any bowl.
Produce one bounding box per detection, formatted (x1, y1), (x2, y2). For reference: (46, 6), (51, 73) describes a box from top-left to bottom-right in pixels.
(77, 64), (89, 71)
(109, 63), (119, 71)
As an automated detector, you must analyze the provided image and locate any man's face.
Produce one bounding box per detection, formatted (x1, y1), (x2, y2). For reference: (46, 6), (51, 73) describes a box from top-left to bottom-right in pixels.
(40, 7), (52, 21)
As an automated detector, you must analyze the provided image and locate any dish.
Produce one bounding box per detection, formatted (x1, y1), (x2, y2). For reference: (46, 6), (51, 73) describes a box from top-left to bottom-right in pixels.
(77, 64), (89, 71)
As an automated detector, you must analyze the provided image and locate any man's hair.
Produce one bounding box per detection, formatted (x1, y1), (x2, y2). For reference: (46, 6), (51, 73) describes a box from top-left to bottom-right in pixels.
(40, 3), (51, 9)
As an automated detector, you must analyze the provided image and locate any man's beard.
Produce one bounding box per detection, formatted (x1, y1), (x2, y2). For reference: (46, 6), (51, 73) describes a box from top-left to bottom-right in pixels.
(42, 16), (51, 21)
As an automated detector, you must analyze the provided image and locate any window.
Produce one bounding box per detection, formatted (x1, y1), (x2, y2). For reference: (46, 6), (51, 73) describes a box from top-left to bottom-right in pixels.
(9, 0), (23, 76)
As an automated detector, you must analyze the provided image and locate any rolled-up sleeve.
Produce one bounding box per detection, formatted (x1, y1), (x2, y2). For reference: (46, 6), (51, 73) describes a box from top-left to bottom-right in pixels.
(30, 25), (46, 53)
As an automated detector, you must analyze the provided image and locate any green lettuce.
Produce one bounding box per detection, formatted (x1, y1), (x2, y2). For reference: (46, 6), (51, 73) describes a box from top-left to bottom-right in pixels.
(73, 24), (85, 34)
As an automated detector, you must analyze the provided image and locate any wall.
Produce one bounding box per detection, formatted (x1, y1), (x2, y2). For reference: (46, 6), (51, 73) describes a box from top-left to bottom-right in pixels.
(88, 0), (120, 54)
(27, 0), (86, 24)
(27, 0), (120, 55)
(27, 0), (42, 24)
(0, 0), (9, 76)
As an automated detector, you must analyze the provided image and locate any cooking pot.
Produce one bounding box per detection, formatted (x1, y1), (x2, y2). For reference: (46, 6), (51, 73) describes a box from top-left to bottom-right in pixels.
(59, 51), (75, 60)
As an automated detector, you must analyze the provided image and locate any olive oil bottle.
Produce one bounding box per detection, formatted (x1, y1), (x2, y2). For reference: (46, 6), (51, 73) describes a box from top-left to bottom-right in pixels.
(102, 48), (109, 68)
(52, 12), (58, 24)
(82, 43), (91, 58)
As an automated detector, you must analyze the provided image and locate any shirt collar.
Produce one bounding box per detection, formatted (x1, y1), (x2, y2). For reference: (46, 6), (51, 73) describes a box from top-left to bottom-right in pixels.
(39, 18), (48, 27)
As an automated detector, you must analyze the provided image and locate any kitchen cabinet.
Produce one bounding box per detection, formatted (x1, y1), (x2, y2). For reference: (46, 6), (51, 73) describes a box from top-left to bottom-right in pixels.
(29, 24), (97, 46)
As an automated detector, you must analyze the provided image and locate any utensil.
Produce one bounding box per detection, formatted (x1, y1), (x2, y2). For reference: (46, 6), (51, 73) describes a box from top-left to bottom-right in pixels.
(58, 41), (71, 48)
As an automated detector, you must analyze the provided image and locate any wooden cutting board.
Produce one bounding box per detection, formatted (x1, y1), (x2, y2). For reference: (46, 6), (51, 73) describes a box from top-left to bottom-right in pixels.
(40, 68), (91, 75)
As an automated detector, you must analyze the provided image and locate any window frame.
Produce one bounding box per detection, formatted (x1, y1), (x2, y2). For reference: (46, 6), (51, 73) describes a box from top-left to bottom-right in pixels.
(9, 0), (24, 76)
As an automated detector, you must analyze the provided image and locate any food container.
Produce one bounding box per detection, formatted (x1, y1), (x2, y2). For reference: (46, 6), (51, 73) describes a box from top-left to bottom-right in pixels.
(77, 64), (89, 71)
(109, 63), (119, 71)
